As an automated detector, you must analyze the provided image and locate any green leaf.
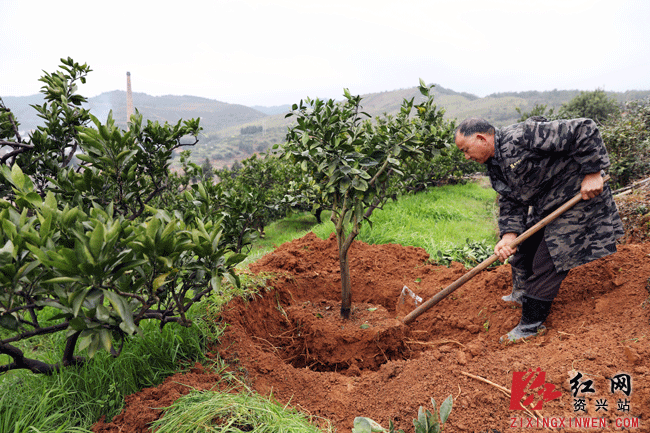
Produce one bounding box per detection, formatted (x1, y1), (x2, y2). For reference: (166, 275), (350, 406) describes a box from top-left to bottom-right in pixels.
(89, 222), (105, 259)
(351, 178), (368, 192)
(43, 276), (81, 284)
(210, 275), (220, 291)
(10, 164), (25, 189)
(20, 192), (43, 208)
(352, 418), (372, 433)
(25, 243), (50, 267)
(77, 331), (93, 352)
(99, 328), (113, 352)
(82, 244), (97, 266)
(15, 260), (40, 280)
(153, 272), (170, 290)
(2, 219), (17, 240)
(44, 191), (57, 210)
(96, 304), (111, 322)
(439, 395), (453, 424)
(87, 334), (101, 358)
(352, 417), (384, 433)
(39, 212), (53, 240)
(197, 182), (207, 201)
(224, 271), (240, 288)
(72, 287), (90, 317)
(145, 217), (161, 240)
(0, 313), (19, 331)
(225, 253), (246, 267)
(68, 317), (86, 332)
(338, 176), (351, 193)
(76, 154), (94, 163)
(103, 290), (137, 335)
(0, 240), (14, 267)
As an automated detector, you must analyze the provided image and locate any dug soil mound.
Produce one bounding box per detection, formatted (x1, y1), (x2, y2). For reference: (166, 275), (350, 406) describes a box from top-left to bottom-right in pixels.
(94, 230), (650, 433)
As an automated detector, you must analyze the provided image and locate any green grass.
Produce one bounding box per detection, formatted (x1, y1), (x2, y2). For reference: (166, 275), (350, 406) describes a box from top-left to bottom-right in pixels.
(0, 317), (215, 433)
(243, 212), (325, 265)
(357, 182), (498, 253)
(151, 385), (333, 433)
(242, 180), (498, 267)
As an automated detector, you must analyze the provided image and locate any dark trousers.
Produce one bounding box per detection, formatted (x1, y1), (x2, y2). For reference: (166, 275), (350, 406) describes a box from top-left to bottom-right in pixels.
(509, 228), (569, 302)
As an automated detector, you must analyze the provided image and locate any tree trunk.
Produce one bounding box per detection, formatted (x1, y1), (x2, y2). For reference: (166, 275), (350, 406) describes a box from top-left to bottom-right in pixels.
(314, 208), (323, 224)
(339, 247), (352, 319)
(335, 218), (357, 319)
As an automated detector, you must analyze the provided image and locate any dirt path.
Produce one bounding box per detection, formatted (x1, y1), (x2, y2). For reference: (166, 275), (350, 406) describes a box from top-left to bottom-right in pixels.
(93, 228), (650, 432)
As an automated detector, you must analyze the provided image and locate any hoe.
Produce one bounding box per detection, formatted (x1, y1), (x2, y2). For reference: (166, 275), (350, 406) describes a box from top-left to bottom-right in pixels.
(401, 175), (610, 325)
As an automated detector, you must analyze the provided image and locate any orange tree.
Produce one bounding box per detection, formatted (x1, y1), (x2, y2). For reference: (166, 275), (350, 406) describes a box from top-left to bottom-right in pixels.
(278, 80), (454, 318)
(0, 59), (243, 374)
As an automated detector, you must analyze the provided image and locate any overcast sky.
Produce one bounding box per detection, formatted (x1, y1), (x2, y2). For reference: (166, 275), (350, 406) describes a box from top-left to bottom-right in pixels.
(2, 0), (649, 107)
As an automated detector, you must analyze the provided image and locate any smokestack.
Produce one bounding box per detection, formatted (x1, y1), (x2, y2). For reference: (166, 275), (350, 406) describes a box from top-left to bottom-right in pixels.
(126, 72), (134, 127)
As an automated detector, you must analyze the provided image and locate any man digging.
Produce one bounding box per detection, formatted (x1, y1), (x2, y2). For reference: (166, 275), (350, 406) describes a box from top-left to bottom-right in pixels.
(454, 117), (624, 343)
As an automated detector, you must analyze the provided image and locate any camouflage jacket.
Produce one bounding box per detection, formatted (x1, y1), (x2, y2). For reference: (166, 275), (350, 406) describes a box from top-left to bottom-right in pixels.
(486, 117), (624, 272)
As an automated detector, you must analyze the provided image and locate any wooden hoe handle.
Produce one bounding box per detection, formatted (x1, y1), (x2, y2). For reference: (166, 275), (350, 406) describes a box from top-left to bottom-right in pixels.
(401, 175), (610, 325)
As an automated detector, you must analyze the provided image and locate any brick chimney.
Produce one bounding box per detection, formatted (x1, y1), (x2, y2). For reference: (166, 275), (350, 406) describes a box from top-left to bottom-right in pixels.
(126, 72), (134, 126)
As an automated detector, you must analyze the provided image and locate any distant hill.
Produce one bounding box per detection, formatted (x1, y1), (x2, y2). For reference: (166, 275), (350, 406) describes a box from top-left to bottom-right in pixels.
(251, 104), (291, 115)
(3, 85), (649, 169)
(3, 91), (267, 136)
(96, 91), (267, 132)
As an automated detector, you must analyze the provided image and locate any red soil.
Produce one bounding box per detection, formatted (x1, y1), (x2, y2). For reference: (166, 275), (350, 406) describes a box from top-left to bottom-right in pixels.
(93, 187), (650, 433)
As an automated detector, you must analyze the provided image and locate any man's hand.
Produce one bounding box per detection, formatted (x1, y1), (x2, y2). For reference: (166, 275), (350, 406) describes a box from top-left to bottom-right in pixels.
(495, 232), (518, 262)
(581, 173), (604, 200)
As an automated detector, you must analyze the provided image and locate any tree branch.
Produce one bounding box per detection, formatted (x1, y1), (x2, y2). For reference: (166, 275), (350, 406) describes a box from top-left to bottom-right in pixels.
(0, 342), (71, 375)
(0, 146), (32, 165)
(0, 139), (32, 149)
(0, 322), (68, 345)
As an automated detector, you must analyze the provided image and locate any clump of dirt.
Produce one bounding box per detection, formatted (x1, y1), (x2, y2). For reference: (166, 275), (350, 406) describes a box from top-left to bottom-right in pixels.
(94, 229), (650, 433)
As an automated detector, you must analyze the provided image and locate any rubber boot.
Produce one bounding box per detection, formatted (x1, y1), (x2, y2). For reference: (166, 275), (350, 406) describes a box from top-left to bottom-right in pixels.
(503, 257), (527, 305)
(501, 288), (524, 305)
(500, 296), (552, 344)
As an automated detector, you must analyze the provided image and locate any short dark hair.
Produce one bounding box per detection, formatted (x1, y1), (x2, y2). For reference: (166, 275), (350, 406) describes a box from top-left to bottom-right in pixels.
(455, 118), (495, 137)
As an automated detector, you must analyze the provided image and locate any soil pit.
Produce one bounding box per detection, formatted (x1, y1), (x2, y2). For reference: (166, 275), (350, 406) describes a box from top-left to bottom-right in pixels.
(94, 232), (650, 433)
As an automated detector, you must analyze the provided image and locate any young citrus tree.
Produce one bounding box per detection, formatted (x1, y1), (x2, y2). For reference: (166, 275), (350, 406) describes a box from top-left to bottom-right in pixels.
(279, 80), (453, 318)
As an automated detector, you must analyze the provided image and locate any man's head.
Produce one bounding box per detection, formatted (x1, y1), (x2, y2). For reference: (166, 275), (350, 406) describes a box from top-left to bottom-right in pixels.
(454, 118), (496, 164)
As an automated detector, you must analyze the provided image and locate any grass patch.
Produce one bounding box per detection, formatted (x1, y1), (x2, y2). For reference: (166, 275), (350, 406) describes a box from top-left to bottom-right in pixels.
(151, 386), (332, 433)
(0, 317), (213, 433)
(357, 182), (498, 254)
(241, 180), (498, 268)
(242, 212), (326, 266)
